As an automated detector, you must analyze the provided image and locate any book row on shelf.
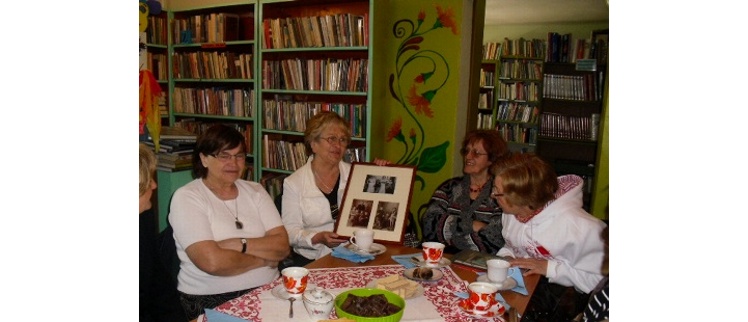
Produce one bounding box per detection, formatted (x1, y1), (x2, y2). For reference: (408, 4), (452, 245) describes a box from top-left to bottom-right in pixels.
(499, 59), (542, 80)
(496, 123), (538, 145)
(477, 92), (493, 110)
(479, 69), (495, 87)
(542, 73), (601, 101)
(174, 119), (254, 153)
(262, 135), (367, 172)
(482, 38), (545, 60)
(476, 113), (495, 130)
(147, 15), (168, 45)
(146, 52), (168, 80)
(539, 113), (599, 141)
(497, 82), (540, 101)
(260, 172), (288, 200)
(261, 58), (369, 92)
(263, 13), (369, 49)
(262, 99), (367, 138)
(172, 12), (254, 44)
(496, 101), (539, 124)
(174, 87), (255, 118)
(172, 51), (254, 80)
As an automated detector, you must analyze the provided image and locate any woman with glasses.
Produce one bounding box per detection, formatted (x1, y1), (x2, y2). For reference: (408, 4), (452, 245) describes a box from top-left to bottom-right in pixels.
(421, 129), (510, 255)
(169, 124), (290, 320)
(490, 153), (605, 322)
(282, 111), (389, 267)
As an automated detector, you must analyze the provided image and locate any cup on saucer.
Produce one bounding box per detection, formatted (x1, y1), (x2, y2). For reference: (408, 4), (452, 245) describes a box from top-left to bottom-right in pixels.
(421, 242), (445, 267)
(349, 229), (374, 252)
(486, 259), (510, 284)
(466, 282), (499, 315)
(281, 267), (309, 296)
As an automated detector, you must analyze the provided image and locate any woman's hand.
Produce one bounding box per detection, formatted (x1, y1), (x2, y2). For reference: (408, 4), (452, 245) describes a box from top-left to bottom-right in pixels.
(312, 231), (347, 248)
(372, 158), (392, 166)
(509, 258), (549, 276)
(472, 220), (488, 232)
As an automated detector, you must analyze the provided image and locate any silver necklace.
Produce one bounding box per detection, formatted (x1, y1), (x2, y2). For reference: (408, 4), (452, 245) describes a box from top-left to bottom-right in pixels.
(222, 199), (243, 230)
(312, 169), (336, 194)
(205, 180), (243, 229)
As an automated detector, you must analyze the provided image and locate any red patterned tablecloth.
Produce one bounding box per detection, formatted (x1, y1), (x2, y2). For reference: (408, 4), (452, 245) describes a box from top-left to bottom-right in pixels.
(214, 264), (505, 322)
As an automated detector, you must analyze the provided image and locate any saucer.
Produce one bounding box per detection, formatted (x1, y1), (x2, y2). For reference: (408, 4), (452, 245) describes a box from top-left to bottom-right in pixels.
(476, 275), (518, 290)
(271, 283), (315, 300)
(456, 298), (506, 318)
(403, 267), (443, 282)
(415, 257), (451, 268)
(346, 243), (387, 256)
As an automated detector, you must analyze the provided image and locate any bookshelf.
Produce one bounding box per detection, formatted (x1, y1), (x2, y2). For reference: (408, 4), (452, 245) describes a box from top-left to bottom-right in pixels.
(495, 37), (544, 153)
(257, 0), (372, 199)
(537, 57), (606, 211)
(143, 11), (170, 125)
(477, 60), (497, 130)
(167, 3), (258, 180)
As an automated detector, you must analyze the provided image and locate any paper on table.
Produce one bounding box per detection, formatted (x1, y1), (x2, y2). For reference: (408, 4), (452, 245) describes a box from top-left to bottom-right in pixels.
(390, 253), (422, 269)
(204, 308), (251, 322)
(477, 267), (528, 295)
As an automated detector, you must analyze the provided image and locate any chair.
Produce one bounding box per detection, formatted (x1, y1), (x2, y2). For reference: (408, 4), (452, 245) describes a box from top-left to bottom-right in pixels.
(402, 202), (429, 248)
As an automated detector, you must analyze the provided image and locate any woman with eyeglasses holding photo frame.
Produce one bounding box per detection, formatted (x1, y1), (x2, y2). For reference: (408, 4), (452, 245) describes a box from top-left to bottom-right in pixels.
(169, 124), (290, 320)
(421, 129), (510, 255)
(281, 111), (390, 267)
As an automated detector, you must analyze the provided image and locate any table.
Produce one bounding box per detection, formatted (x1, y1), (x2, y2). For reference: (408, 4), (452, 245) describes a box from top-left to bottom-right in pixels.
(306, 244), (539, 317)
(210, 244), (538, 321)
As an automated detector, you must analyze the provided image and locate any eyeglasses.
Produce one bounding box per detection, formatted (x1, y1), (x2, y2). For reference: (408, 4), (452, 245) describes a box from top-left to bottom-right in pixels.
(210, 153), (246, 162)
(491, 185), (505, 197)
(461, 148), (488, 157)
(320, 136), (350, 146)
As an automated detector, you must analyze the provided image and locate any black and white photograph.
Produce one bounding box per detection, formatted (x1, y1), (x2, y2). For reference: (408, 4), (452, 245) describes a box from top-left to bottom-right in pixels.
(346, 199), (373, 228)
(372, 201), (399, 231)
(362, 175), (397, 194)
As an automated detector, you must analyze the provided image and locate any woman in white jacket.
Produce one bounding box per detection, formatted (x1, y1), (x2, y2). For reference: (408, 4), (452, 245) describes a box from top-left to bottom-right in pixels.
(282, 112), (388, 266)
(490, 153), (606, 322)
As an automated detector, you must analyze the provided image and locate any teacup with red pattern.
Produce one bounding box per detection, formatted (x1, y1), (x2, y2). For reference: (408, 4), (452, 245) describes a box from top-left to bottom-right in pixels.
(467, 282), (499, 315)
(421, 242), (445, 267)
(281, 267), (309, 296)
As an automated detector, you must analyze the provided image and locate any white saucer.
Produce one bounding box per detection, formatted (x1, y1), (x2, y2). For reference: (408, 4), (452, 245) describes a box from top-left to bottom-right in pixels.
(415, 257), (451, 268)
(270, 283), (315, 300)
(476, 275), (518, 291)
(403, 267), (443, 282)
(346, 243), (387, 256)
(456, 298), (506, 318)
(365, 280), (423, 299)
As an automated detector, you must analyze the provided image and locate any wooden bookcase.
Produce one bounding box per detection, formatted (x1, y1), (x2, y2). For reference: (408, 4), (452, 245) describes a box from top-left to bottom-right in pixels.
(495, 51), (543, 153)
(537, 60), (606, 211)
(257, 0), (372, 199)
(143, 11), (170, 127)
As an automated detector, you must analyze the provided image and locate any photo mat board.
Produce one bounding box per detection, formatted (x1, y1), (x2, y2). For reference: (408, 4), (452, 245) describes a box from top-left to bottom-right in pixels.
(334, 162), (417, 244)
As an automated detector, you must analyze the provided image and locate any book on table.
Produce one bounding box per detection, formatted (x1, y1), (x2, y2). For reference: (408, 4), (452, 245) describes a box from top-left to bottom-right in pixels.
(451, 249), (509, 271)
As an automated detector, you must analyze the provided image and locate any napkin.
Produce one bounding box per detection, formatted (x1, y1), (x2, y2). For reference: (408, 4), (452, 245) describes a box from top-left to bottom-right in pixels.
(476, 267), (528, 295)
(390, 253), (422, 269)
(331, 244), (374, 262)
(204, 308), (251, 322)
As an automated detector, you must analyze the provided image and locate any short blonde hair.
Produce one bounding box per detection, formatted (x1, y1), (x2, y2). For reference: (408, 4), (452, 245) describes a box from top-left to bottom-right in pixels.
(139, 143), (157, 196)
(490, 153), (557, 210)
(303, 111), (351, 153)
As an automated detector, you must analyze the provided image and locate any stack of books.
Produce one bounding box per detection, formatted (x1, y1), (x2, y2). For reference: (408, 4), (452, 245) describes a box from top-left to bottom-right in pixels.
(155, 127), (198, 172)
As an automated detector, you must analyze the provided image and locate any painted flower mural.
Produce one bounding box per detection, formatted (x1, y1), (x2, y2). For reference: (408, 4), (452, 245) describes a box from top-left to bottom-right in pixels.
(388, 5), (458, 190)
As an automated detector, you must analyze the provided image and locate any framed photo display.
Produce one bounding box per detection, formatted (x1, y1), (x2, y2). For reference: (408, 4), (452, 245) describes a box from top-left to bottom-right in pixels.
(334, 162), (417, 244)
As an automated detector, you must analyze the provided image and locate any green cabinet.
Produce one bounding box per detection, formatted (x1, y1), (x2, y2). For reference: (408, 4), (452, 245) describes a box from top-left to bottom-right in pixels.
(156, 169), (193, 231)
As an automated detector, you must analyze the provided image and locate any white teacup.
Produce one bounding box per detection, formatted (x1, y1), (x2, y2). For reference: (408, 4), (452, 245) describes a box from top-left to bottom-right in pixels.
(349, 229), (374, 251)
(281, 267), (309, 296)
(486, 259), (510, 284)
(421, 242), (445, 267)
(467, 282), (499, 315)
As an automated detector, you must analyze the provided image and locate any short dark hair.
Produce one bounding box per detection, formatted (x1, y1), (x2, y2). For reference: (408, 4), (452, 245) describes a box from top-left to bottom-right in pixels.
(192, 124), (246, 178)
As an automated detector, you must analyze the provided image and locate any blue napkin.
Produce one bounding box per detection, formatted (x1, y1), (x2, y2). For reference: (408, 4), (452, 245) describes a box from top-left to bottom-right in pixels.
(204, 308), (250, 322)
(390, 253), (422, 269)
(332, 244), (375, 263)
(476, 267), (528, 295)
(454, 291), (512, 311)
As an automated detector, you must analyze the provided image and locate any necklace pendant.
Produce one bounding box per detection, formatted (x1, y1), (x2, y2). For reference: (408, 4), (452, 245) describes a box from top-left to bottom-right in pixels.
(235, 220), (244, 230)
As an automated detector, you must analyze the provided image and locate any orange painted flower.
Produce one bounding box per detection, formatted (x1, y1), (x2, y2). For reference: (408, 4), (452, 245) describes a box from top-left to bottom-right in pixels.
(407, 85), (434, 118)
(418, 10), (426, 23)
(409, 128), (416, 139)
(386, 117), (404, 142)
(414, 71), (433, 84)
(435, 5), (458, 35)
